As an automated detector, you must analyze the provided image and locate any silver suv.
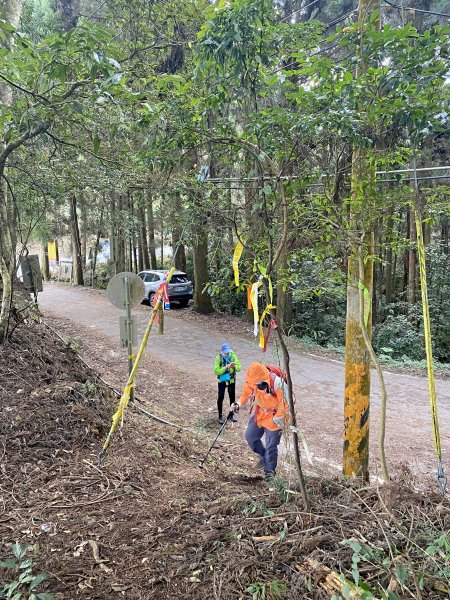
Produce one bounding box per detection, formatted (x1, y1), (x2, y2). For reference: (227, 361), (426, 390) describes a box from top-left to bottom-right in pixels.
(138, 270), (194, 307)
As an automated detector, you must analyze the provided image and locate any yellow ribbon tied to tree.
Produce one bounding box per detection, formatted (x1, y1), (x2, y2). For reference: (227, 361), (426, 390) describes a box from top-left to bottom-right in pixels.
(259, 303), (276, 348)
(232, 237), (244, 287)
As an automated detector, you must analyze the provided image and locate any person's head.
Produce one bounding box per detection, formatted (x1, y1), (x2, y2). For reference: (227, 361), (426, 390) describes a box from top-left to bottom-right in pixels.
(246, 362), (270, 387)
(221, 343), (231, 356)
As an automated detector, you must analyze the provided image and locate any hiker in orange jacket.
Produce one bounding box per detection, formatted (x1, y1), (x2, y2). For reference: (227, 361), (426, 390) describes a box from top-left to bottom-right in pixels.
(232, 362), (289, 481)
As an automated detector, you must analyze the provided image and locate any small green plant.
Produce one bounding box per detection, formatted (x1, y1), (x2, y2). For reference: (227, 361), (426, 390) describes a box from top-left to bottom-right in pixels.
(81, 379), (97, 396)
(341, 533), (450, 600)
(0, 542), (53, 600)
(245, 579), (288, 600)
(242, 500), (274, 517)
(267, 475), (290, 503)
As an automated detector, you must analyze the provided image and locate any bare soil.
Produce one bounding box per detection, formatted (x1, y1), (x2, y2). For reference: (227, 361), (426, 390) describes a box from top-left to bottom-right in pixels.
(1, 305), (449, 599)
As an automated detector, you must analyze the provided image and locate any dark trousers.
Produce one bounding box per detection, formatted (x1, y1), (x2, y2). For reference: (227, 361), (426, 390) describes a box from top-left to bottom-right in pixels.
(245, 417), (282, 475)
(217, 381), (235, 417)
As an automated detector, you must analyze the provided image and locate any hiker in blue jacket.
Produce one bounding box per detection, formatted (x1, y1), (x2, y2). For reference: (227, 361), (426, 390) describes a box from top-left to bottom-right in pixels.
(214, 343), (241, 424)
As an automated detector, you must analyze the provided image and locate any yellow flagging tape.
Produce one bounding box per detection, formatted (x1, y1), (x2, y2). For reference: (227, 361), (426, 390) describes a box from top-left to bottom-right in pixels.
(415, 211), (442, 459)
(232, 237), (244, 287)
(259, 303), (276, 348)
(99, 267), (176, 462)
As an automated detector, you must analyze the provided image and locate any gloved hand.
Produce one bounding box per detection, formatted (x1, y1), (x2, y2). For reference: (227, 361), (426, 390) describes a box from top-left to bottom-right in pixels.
(231, 402), (240, 413)
(273, 416), (283, 428)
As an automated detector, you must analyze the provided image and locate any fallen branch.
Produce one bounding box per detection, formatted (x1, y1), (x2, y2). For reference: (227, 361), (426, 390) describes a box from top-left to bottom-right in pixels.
(296, 558), (380, 599)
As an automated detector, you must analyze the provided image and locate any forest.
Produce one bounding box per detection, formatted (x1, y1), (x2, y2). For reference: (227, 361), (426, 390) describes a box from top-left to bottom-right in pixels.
(0, 0), (448, 364)
(0, 1), (450, 599)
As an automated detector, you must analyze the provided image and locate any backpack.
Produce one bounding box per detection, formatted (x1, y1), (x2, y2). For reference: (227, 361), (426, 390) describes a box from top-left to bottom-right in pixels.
(266, 365), (287, 395)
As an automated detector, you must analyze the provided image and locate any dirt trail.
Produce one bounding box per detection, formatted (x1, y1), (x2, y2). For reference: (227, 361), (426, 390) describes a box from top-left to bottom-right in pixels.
(38, 282), (450, 485)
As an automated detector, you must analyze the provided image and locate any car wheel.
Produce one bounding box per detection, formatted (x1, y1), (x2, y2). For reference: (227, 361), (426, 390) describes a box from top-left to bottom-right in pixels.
(148, 292), (155, 306)
(178, 298), (189, 308)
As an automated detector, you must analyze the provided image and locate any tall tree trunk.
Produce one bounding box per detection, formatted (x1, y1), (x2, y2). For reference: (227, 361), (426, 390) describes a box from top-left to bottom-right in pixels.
(80, 195), (87, 269)
(116, 194), (126, 272)
(407, 204), (416, 304)
(226, 183), (234, 250)
(137, 227), (144, 273)
(343, 0), (380, 481)
(51, 0), (80, 29)
(160, 195), (164, 268)
(372, 220), (381, 324)
(402, 214), (408, 299)
(132, 242), (138, 273)
(192, 194), (213, 314)
(423, 218), (431, 246)
(70, 196), (84, 286)
(0, 0), (24, 343)
(40, 237), (50, 282)
(276, 240), (293, 334)
(172, 192), (186, 271)
(128, 191), (137, 272)
(128, 238), (133, 272)
(109, 194), (116, 273)
(385, 210), (394, 305)
(442, 217), (449, 255)
(146, 189), (157, 269)
(192, 229), (214, 314)
(244, 179), (258, 323)
(138, 198), (150, 270)
(0, 180), (16, 343)
(91, 205), (104, 287)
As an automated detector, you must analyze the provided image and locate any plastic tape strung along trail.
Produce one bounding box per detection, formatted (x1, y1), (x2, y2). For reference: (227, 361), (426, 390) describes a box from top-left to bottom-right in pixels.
(98, 267), (176, 465)
(415, 210), (447, 494)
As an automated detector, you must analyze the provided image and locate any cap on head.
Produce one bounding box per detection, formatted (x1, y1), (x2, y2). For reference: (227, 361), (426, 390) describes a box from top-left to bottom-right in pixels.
(247, 362), (270, 385)
(221, 343), (231, 353)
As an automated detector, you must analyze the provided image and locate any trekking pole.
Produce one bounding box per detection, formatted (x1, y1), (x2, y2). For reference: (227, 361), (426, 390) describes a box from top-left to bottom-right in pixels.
(199, 411), (234, 468)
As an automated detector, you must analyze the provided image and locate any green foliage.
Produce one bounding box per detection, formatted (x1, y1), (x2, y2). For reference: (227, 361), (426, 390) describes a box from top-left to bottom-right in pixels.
(242, 500), (274, 517)
(21, 0), (59, 41)
(266, 475), (290, 504)
(1, 0), (450, 371)
(0, 542), (53, 600)
(203, 269), (247, 315)
(374, 239), (450, 363)
(373, 305), (426, 361)
(86, 263), (115, 290)
(81, 379), (97, 396)
(245, 579), (288, 600)
(340, 532), (450, 600)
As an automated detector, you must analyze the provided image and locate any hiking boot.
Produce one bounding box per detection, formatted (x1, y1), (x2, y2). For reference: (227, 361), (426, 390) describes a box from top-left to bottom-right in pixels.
(218, 417), (225, 425)
(251, 457), (265, 472)
(264, 470), (276, 483)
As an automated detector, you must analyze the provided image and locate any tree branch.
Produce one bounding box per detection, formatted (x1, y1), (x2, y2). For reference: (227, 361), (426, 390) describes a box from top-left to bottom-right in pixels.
(44, 131), (120, 166)
(0, 73), (51, 104)
(0, 122), (50, 173)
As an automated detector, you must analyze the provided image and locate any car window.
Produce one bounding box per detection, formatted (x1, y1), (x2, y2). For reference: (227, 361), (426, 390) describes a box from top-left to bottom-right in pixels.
(144, 274), (153, 282)
(138, 273), (145, 280)
(171, 274), (188, 284)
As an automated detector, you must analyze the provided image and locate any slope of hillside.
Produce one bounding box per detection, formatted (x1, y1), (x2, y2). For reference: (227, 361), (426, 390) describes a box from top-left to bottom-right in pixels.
(1, 317), (449, 599)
